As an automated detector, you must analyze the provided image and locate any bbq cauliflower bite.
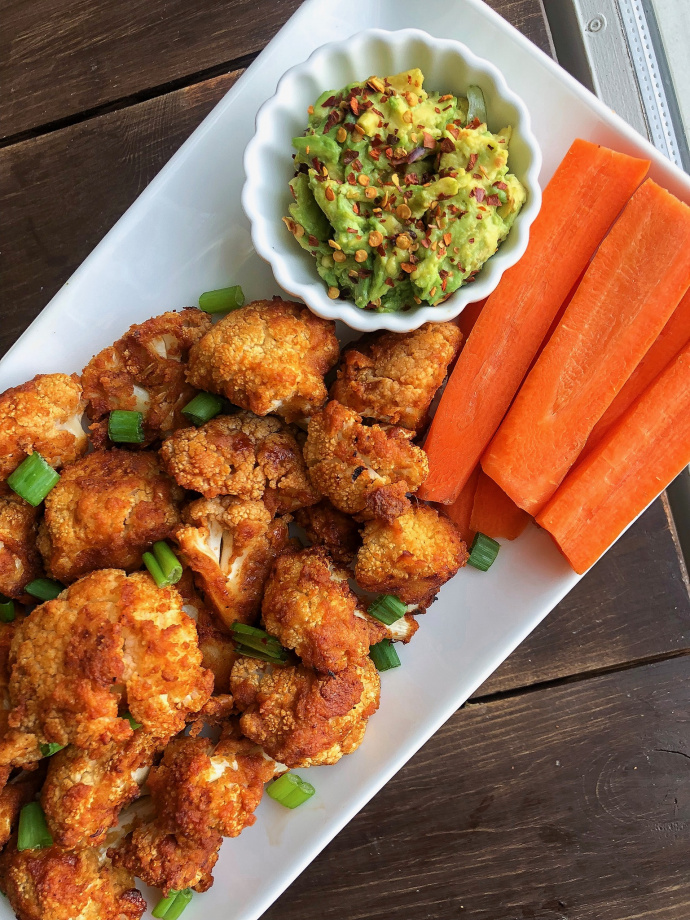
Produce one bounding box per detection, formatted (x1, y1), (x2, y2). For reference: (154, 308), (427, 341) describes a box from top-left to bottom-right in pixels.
(294, 498), (361, 565)
(186, 298), (340, 423)
(331, 322), (463, 432)
(160, 411), (319, 511)
(262, 547), (371, 673)
(0, 623), (42, 773)
(355, 503), (468, 607)
(231, 657), (380, 768)
(37, 450), (183, 583)
(304, 401), (429, 521)
(5, 569), (213, 755)
(0, 373), (87, 481)
(175, 496), (288, 630)
(81, 308), (212, 447)
(0, 842), (146, 920)
(176, 569), (238, 693)
(0, 485), (42, 599)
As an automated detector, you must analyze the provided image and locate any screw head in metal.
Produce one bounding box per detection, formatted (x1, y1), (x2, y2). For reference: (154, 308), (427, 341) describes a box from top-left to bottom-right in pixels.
(587, 15), (606, 33)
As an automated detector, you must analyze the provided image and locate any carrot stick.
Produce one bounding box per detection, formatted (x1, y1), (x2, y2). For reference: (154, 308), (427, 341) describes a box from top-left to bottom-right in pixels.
(482, 179), (690, 515)
(583, 286), (690, 454)
(456, 298), (486, 339)
(440, 465), (480, 545)
(537, 339), (690, 574)
(470, 469), (530, 540)
(418, 139), (650, 504)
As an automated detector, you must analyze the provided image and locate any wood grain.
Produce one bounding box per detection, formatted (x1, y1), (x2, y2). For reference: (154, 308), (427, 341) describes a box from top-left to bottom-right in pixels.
(263, 655), (690, 920)
(0, 0), (552, 140)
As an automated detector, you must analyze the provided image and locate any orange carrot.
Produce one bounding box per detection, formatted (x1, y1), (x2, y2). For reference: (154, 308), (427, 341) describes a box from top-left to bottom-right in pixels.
(456, 298), (486, 339)
(482, 179), (690, 515)
(418, 139), (650, 504)
(537, 339), (690, 574)
(583, 286), (690, 454)
(441, 465), (480, 545)
(470, 469), (530, 540)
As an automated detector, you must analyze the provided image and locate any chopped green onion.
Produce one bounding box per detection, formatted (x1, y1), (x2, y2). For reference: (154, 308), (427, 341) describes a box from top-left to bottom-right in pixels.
(123, 712), (142, 730)
(152, 541), (182, 586)
(108, 410), (145, 444)
(0, 599), (15, 623)
(466, 84), (487, 125)
(40, 742), (65, 758)
(25, 578), (63, 602)
(181, 392), (225, 426)
(199, 285), (245, 314)
(7, 453), (60, 507)
(143, 552), (167, 588)
(153, 889), (193, 919)
(467, 532), (500, 571)
(369, 638), (401, 672)
(267, 772), (315, 809)
(17, 802), (53, 851)
(367, 594), (406, 626)
(230, 623), (289, 663)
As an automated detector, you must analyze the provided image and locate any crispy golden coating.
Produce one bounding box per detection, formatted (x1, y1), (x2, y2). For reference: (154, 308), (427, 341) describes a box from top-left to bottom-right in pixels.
(294, 499), (361, 565)
(0, 624), (42, 772)
(331, 322), (462, 432)
(37, 450), (183, 583)
(0, 373), (87, 481)
(81, 308), (212, 447)
(160, 411), (319, 511)
(231, 657), (380, 768)
(5, 570), (213, 757)
(176, 497), (288, 631)
(176, 569), (238, 694)
(0, 769), (44, 850)
(186, 298), (339, 423)
(304, 401), (428, 522)
(355, 504), (468, 606)
(0, 842), (145, 920)
(262, 547), (371, 673)
(0, 485), (42, 599)
(42, 731), (161, 848)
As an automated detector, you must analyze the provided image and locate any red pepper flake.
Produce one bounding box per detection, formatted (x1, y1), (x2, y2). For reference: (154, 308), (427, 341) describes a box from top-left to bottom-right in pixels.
(385, 278), (395, 287)
(487, 144), (495, 150)
(308, 235), (318, 247)
(439, 137), (455, 153)
(434, 107), (441, 114)
(376, 244), (386, 257)
(473, 173), (482, 180)
(385, 147), (394, 160)
(352, 158), (363, 172)
(441, 277), (449, 292)
(372, 107), (384, 117)
(347, 173), (356, 185)
(360, 99), (373, 111)
(467, 153), (478, 171)
(403, 189), (413, 200)
(404, 173), (418, 186)
(468, 238), (475, 243)
(477, 214), (483, 220)
(470, 187), (486, 203)
(352, 202), (360, 215)
(421, 238), (430, 249)
(467, 117), (481, 130)
(323, 95), (337, 107)
(347, 228), (357, 234)
(311, 157), (320, 171)
(495, 181), (508, 190)
(369, 148), (381, 161)
(371, 136), (382, 148)
(423, 132), (436, 149)
(442, 104), (453, 111)
(448, 125), (459, 140)
(350, 97), (360, 116)
(486, 195), (500, 207)
(342, 149), (359, 165)
(324, 110), (342, 133)
(359, 269), (373, 278)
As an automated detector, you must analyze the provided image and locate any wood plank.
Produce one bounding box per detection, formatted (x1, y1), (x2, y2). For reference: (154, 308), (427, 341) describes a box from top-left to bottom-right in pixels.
(0, 0), (553, 139)
(262, 655), (690, 920)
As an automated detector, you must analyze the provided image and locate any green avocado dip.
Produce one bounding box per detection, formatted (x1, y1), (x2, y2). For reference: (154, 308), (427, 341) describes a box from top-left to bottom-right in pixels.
(284, 69), (527, 312)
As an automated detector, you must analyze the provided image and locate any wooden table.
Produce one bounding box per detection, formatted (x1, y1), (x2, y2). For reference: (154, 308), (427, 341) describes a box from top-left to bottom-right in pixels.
(3, 2), (690, 917)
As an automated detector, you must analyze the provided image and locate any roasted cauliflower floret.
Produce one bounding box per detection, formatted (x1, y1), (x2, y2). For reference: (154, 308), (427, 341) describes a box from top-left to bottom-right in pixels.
(331, 322), (462, 432)
(304, 401), (428, 521)
(176, 569), (238, 693)
(0, 841), (146, 920)
(0, 484), (42, 599)
(81, 308), (211, 447)
(294, 499), (361, 565)
(231, 657), (380, 768)
(160, 411), (319, 511)
(186, 298), (339, 423)
(0, 769), (45, 851)
(0, 623), (42, 772)
(0, 373), (87, 481)
(355, 504), (468, 607)
(4, 570), (213, 757)
(262, 547), (371, 673)
(37, 450), (183, 583)
(42, 730), (161, 849)
(175, 497), (288, 631)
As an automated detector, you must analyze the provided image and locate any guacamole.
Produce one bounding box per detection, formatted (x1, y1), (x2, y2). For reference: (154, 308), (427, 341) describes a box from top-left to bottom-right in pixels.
(284, 69), (527, 312)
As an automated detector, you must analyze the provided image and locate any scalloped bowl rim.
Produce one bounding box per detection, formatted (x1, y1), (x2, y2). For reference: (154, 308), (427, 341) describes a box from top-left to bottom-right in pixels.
(242, 27), (542, 332)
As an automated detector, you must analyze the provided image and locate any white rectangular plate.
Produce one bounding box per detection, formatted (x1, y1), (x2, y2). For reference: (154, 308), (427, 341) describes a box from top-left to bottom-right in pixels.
(2, 1), (690, 918)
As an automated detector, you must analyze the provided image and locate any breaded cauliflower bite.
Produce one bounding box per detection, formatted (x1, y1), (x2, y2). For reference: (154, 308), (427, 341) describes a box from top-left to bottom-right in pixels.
(0, 769), (45, 850)
(355, 503), (468, 607)
(0, 623), (42, 772)
(262, 547), (372, 673)
(176, 496), (288, 630)
(37, 450), (183, 583)
(0, 485), (42, 599)
(176, 569), (238, 693)
(81, 308), (212, 447)
(331, 322), (462, 432)
(294, 499), (361, 565)
(160, 411), (319, 511)
(5, 570), (213, 756)
(186, 298), (340, 423)
(231, 657), (380, 767)
(0, 373), (87, 481)
(0, 841), (146, 920)
(304, 401), (428, 521)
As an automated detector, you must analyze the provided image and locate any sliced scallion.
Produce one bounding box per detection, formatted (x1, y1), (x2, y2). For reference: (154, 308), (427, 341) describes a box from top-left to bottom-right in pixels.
(123, 712), (142, 731)
(17, 802), (53, 851)
(181, 392), (225, 426)
(466, 84), (487, 125)
(267, 772), (315, 809)
(7, 453), (60, 506)
(40, 743), (65, 758)
(0, 599), (15, 623)
(230, 623), (289, 663)
(143, 552), (167, 589)
(467, 532), (500, 571)
(152, 541), (182, 586)
(367, 594), (406, 626)
(369, 638), (401, 672)
(152, 889), (193, 919)
(108, 410), (145, 444)
(25, 578), (63, 602)
(199, 285), (245, 315)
